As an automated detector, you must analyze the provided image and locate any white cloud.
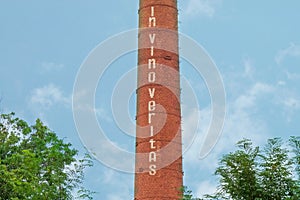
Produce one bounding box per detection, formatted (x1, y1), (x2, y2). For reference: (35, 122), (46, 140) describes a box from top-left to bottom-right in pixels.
(41, 62), (64, 72)
(72, 102), (112, 123)
(277, 80), (286, 86)
(283, 97), (300, 110)
(72, 89), (112, 122)
(196, 180), (217, 197)
(224, 82), (273, 144)
(242, 58), (255, 79)
(184, 0), (222, 18)
(183, 53), (300, 197)
(182, 82), (275, 158)
(95, 107), (112, 122)
(182, 81), (273, 195)
(285, 71), (300, 81)
(281, 97), (300, 123)
(275, 43), (300, 64)
(183, 106), (211, 163)
(103, 168), (117, 184)
(182, 106), (201, 150)
(100, 168), (132, 200)
(235, 82), (274, 111)
(30, 84), (70, 108)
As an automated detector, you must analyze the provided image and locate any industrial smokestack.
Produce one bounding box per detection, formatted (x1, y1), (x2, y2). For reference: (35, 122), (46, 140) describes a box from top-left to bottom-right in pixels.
(134, 0), (183, 199)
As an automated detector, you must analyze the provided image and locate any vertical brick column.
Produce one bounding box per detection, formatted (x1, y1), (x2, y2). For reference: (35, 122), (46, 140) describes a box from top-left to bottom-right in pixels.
(134, 0), (183, 199)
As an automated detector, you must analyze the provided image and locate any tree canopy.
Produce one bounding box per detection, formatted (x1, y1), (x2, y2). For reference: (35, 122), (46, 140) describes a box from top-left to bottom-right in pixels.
(0, 113), (94, 200)
(205, 137), (300, 200)
(183, 137), (300, 200)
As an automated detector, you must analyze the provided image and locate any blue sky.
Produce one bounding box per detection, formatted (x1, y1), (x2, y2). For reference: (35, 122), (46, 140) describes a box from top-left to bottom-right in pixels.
(1, 0), (300, 199)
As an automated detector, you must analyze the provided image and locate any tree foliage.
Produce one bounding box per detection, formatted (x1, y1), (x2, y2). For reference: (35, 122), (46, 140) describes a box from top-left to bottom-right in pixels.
(207, 137), (300, 200)
(0, 113), (94, 200)
(259, 138), (296, 199)
(213, 139), (261, 200)
(181, 186), (202, 200)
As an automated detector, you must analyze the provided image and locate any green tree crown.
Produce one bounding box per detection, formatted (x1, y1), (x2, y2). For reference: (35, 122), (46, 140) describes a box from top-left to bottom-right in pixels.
(0, 113), (94, 200)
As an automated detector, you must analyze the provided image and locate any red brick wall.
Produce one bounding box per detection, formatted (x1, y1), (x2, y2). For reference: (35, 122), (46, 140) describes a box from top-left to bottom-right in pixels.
(135, 0), (183, 199)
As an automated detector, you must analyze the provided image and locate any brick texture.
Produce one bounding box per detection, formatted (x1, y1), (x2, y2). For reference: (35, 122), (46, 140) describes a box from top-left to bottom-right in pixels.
(134, 0), (183, 199)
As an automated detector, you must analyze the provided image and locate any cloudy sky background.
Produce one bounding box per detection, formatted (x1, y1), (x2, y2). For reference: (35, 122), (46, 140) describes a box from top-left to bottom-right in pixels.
(1, 0), (300, 199)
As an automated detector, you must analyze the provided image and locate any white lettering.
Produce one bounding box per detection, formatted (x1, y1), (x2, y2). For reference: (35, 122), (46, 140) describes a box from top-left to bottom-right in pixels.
(147, 6), (157, 177)
(150, 46), (154, 56)
(148, 101), (156, 112)
(150, 125), (154, 136)
(148, 59), (156, 69)
(149, 34), (156, 44)
(148, 88), (155, 98)
(149, 164), (157, 176)
(149, 151), (157, 162)
(148, 72), (156, 83)
(149, 139), (156, 149)
(149, 17), (156, 27)
(148, 113), (155, 124)
(151, 6), (155, 17)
